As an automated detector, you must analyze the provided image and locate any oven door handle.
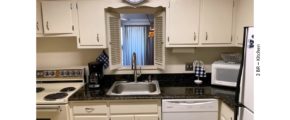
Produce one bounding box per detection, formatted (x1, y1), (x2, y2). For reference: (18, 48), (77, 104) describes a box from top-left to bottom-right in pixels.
(37, 105), (62, 112)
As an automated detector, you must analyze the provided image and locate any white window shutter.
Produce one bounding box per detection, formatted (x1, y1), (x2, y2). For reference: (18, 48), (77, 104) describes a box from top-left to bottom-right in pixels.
(106, 12), (122, 70)
(154, 11), (166, 70)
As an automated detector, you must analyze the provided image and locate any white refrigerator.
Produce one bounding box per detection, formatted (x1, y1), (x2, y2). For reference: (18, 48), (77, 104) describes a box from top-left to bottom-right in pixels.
(236, 26), (254, 120)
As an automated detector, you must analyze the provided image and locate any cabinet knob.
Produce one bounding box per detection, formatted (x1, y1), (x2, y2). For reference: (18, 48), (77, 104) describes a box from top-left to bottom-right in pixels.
(85, 108), (94, 112)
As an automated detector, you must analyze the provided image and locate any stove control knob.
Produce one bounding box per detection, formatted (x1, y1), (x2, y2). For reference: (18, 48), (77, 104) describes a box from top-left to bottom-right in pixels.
(60, 70), (64, 76)
(64, 70), (69, 77)
(75, 70), (81, 76)
(44, 71), (49, 77)
(50, 71), (55, 76)
(69, 70), (74, 77)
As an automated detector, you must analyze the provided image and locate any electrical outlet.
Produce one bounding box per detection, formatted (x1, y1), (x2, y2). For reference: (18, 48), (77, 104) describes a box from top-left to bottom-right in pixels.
(185, 63), (193, 71)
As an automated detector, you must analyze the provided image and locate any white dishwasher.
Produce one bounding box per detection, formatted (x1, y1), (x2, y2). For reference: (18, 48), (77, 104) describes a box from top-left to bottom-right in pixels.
(162, 99), (218, 120)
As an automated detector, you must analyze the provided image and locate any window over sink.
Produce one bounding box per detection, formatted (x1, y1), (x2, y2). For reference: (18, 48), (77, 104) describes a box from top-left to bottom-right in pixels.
(106, 7), (166, 70)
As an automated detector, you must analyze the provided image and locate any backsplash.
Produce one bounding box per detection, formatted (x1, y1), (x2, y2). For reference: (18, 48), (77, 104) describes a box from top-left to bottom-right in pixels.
(37, 37), (242, 73)
(101, 73), (212, 88)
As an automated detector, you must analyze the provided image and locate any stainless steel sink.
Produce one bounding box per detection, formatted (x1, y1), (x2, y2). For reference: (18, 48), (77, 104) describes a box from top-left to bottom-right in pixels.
(106, 80), (161, 96)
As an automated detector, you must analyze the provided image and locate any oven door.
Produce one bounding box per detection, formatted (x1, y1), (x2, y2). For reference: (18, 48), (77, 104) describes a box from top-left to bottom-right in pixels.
(37, 104), (69, 120)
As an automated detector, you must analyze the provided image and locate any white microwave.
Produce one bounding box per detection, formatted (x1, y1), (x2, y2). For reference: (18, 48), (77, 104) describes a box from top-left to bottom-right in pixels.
(211, 61), (240, 87)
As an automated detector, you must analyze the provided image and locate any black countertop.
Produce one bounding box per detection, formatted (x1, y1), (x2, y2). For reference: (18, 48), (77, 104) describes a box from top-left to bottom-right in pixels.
(69, 84), (236, 110)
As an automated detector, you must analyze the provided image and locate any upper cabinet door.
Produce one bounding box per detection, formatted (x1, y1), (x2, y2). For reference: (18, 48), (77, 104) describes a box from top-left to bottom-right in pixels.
(36, 0), (43, 34)
(41, 1), (73, 34)
(77, 0), (107, 48)
(235, 0), (254, 45)
(167, 0), (200, 47)
(200, 0), (234, 44)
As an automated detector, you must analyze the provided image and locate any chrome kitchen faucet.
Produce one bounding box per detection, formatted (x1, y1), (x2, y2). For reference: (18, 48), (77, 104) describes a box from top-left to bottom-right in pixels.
(131, 52), (141, 82)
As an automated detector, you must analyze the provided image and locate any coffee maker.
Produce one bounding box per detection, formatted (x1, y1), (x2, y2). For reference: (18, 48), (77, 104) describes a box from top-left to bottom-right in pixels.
(88, 61), (104, 89)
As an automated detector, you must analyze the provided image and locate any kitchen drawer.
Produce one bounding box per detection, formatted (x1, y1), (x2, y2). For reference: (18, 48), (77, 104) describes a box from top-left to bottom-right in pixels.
(110, 102), (158, 114)
(74, 115), (108, 120)
(72, 103), (107, 115)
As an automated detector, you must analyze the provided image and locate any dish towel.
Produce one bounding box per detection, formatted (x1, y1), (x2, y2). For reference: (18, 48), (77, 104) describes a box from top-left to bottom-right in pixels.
(194, 60), (207, 78)
(96, 50), (109, 69)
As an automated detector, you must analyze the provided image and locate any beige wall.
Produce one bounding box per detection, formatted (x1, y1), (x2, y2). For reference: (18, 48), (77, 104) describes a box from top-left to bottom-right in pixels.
(37, 37), (242, 73)
(37, 37), (102, 68)
(167, 47), (242, 65)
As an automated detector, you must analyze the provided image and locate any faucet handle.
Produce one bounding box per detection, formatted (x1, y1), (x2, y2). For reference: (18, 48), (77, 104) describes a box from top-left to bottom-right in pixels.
(148, 75), (152, 82)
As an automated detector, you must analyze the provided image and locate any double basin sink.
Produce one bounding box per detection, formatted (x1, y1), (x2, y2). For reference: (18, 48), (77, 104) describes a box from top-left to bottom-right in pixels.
(106, 80), (161, 96)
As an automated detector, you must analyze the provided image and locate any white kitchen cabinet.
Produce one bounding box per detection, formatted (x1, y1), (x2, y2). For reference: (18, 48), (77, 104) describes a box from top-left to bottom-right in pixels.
(74, 116), (108, 120)
(111, 115), (135, 120)
(200, 0), (234, 44)
(235, 0), (254, 46)
(110, 100), (161, 120)
(76, 0), (107, 48)
(220, 102), (234, 120)
(71, 102), (109, 120)
(36, 0), (43, 34)
(167, 0), (200, 47)
(41, 1), (74, 34)
(111, 115), (158, 120)
(135, 115), (158, 120)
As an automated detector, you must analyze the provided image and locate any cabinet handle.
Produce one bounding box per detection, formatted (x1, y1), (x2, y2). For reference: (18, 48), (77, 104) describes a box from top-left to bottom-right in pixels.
(205, 32), (208, 40)
(85, 108), (94, 112)
(97, 34), (99, 42)
(194, 32), (196, 41)
(37, 22), (39, 31)
(167, 37), (169, 42)
(46, 21), (49, 31)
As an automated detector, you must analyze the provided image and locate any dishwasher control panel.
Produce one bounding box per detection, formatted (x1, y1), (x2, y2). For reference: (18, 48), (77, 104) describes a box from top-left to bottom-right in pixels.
(162, 99), (218, 112)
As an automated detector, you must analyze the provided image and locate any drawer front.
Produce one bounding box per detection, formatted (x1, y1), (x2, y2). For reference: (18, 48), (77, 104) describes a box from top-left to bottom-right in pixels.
(73, 104), (107, 115)
(74, 116), (108, 120)
(110, 103), (158, 114)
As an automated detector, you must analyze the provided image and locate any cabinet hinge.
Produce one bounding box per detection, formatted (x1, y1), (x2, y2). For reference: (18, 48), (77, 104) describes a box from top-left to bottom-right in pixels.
(70, 3), (72, 9)
(76, 3), (78, 9)
(72, 25), (74, 31)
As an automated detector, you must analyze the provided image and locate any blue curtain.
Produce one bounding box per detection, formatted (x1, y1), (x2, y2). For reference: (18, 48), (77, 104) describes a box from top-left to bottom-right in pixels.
(122, 25), (148, 66)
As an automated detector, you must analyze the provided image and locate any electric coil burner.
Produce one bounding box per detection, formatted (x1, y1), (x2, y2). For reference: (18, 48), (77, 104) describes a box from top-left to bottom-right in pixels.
(37, 87), (44, 93)
(60, 87), (76, 92)
(44, 93), (68, 101)
(36, 67), (85, 120)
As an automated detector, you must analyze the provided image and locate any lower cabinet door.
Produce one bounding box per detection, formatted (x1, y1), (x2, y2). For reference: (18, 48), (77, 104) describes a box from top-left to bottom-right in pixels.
(135, 115), (158, 120)
(111, 115), (134, 120)
(74, 116), (108, 120)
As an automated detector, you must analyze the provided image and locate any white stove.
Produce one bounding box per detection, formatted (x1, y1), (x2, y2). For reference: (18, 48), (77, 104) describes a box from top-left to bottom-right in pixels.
(36, 67), (85, 120)
(37, 83), (83, 104)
